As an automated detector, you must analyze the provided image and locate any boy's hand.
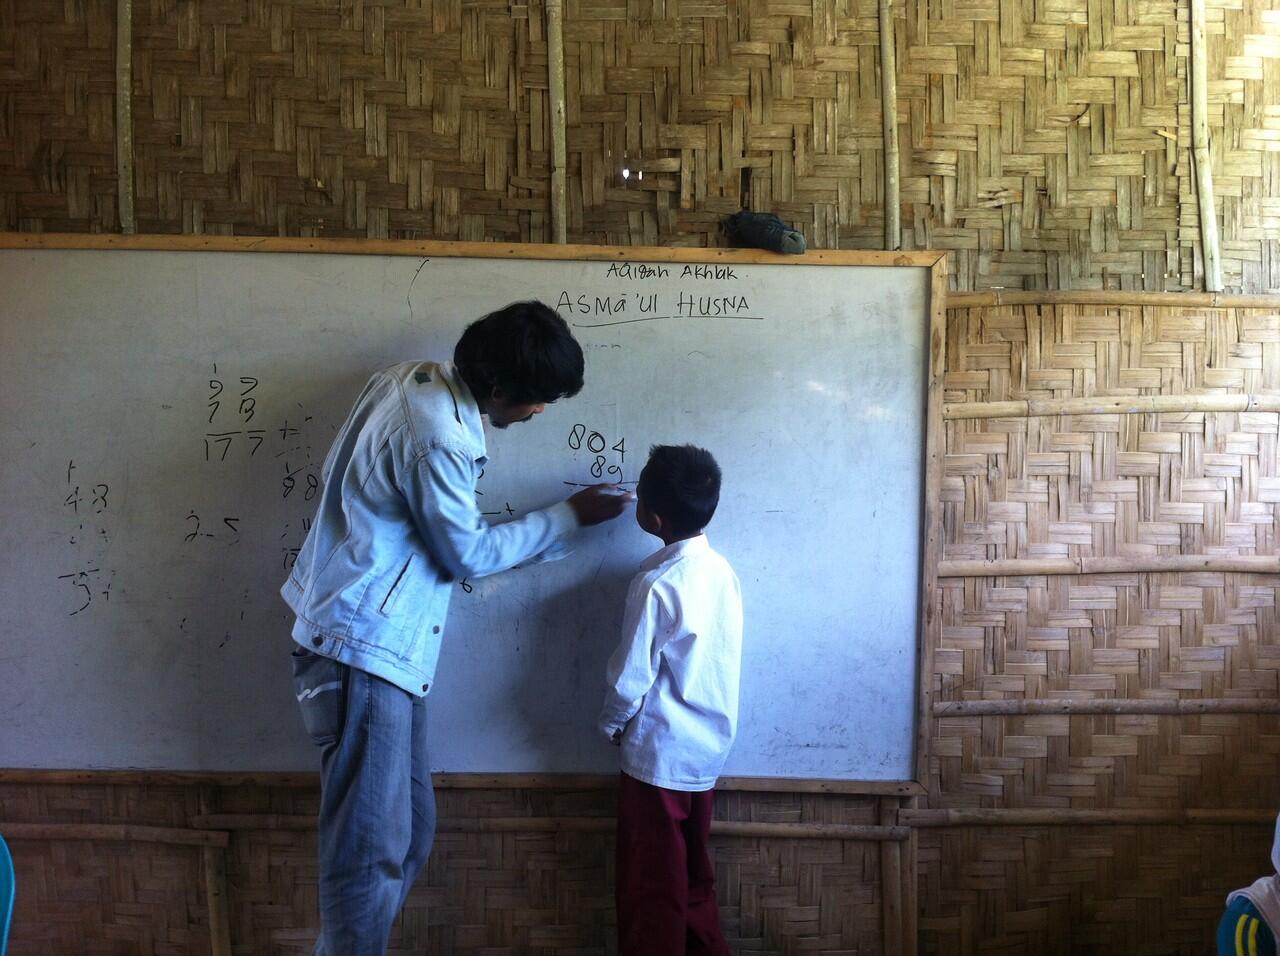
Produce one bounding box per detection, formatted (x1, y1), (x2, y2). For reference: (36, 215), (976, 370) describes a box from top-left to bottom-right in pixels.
(567, 484), (633, 526)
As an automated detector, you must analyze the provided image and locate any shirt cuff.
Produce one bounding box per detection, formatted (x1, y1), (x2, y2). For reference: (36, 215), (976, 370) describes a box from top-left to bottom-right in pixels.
(520, 537), (574, 567)
(598, 706), (629, 740)
(598, 719), (623, 741)
(545, 499), (580, 534)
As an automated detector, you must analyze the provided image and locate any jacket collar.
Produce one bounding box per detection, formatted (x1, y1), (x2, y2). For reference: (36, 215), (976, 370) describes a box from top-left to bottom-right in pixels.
(434, 361), (487, 458)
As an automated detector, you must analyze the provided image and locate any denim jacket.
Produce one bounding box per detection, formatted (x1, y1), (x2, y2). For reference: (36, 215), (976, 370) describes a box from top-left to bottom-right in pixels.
(282, 361), (577, 696)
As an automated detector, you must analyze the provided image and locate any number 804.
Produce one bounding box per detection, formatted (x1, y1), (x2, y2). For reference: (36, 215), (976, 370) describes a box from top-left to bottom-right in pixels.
(567, 424), (625, 479)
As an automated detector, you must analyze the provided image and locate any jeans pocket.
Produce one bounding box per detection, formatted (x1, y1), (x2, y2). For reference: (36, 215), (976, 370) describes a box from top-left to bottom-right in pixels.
(291, 647), (348, 747)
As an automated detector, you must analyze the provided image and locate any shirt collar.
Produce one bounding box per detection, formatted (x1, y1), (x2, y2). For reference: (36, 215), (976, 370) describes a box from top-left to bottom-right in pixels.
(435, 361), (487, 457)
(640, 533), (709, 572)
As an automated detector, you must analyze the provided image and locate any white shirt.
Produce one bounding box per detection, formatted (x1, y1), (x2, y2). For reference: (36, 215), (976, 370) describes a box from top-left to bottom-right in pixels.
(598, 534), (743, 791)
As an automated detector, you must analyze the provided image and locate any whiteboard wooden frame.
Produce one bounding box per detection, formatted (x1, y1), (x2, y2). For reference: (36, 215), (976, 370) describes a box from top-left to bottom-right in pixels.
(0, 233), (947, 797)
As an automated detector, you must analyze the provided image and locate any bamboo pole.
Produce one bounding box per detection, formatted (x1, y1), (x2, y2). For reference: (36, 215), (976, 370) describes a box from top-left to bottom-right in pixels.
(546, 0), (568, 244)
(914, 258), (947, 787)
(0, 768), (924, 794)
(188, 813), (910, 841)
(1190, 0), (1222, 291)
(945, 290), (1280, 308)
(902, 797), (919, 954)
(0, 769), (320, 787)
(711, 776), (921, 795)
(878, 0), (901, 250)
(879, 799), (904, 953)
(192, 814), (314, 830)
(711, 821), (909, 841)
(0, 232), (946, 268)
(901, 808), (1278, 827)
(0, 822), (228, 847)
(933, 698), (1280, 717)
(944, 393), (1280, 421)
(115, 0), (135, 233)
(198, 787), (233, 956)
(202, 847), (233, 956)
(939, 554), (1280, 577)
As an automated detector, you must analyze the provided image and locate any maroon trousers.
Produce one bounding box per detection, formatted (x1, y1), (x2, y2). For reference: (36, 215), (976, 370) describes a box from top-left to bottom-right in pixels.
(615, 772), (732, 956)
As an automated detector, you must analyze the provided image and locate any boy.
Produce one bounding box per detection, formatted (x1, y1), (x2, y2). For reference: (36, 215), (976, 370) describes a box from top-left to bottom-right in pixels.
(284, 301), (629, 955)
(1217, 812), (1279, 955)
(598, 444), (743, 956)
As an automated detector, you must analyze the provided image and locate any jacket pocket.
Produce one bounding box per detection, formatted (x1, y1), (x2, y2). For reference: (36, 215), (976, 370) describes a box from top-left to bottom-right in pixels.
(291, 647), (347, 747)
(378, 556), (414, 617)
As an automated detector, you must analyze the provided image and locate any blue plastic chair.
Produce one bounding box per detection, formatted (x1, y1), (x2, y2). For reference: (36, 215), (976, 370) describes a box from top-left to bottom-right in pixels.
(0, 832), (13, 956)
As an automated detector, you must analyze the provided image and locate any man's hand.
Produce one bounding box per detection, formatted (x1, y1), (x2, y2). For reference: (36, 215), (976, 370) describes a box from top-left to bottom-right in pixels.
(567, 484), (633, 526)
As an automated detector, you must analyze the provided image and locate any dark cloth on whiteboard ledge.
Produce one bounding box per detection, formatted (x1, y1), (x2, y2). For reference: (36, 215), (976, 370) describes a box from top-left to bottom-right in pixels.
(615, 772), (731, 956)
(291, 646), (436, 956)
(723, 210), (806, 254)
(280, 361), (577, 697)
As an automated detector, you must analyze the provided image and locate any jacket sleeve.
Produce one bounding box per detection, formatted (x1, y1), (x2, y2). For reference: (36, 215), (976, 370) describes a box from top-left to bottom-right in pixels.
(598, 580), (670, 740)
(400, 443), (578, 579)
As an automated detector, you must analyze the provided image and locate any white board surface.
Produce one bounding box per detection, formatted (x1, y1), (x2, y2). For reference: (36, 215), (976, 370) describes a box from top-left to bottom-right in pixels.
(0, 246), (928, 780)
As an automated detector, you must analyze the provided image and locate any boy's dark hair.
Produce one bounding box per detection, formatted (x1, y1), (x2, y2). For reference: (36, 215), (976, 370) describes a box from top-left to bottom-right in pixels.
(638, 444), (722, 536)
(454, 301), (584, 405)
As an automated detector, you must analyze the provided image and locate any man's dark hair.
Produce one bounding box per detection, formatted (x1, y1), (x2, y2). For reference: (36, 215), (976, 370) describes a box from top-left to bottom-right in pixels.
(637, 444), (722, 536)
(454, 301), (584, 405)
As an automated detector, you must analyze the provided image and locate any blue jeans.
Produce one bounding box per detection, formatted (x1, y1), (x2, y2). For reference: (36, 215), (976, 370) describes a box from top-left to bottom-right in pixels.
(291, 646), (437, 956)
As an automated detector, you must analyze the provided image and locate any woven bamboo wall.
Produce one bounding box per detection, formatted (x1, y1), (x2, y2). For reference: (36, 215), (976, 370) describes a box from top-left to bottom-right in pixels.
(0, 780), (890, 955)
(919, 824), (1270, 953)
(0, 0), (120, 231)
(4, 0), (1280, 952)
(4, 0), (1278, 289)
(0, 783), (211, 954)
(921, 298), (1280, 953)
(938, 302), (1280, 808)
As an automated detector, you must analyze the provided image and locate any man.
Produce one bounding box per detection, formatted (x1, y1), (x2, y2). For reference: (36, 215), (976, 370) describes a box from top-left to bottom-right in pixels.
(282, 300), (628, 954)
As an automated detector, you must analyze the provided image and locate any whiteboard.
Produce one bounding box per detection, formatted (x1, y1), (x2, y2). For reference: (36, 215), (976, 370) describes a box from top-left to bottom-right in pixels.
(0, 243), (931, 780)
